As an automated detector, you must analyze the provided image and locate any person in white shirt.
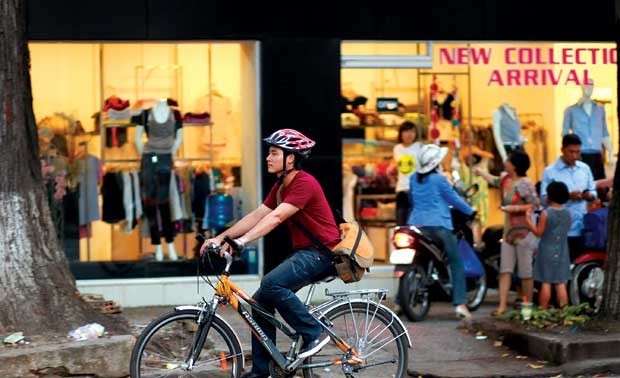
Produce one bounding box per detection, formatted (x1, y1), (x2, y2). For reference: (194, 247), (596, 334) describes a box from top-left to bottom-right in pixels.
(392, 121), (423, 225)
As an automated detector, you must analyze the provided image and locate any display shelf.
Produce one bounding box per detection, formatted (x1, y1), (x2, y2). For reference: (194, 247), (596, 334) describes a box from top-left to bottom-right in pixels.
(342, 124), (400, 129)
(355, 193), (396, 262)
(182, 122), (213, 127)
(355, 193), (396, 224)
(342, 138), (396, 147)
(103, 122), (136, 128)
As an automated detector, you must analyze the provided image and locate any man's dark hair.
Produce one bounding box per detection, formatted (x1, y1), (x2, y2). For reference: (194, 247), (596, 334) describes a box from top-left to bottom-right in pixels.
(562, 133), (582, 148)
(509, 149), (531, 177)
(398, 121), (419, 143)
(292, 152), (304, 169)
(546, 181), (569, 205)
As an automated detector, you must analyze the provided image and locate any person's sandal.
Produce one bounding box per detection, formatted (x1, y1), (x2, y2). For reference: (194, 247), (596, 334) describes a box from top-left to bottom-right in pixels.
(491, 309), (505, 317)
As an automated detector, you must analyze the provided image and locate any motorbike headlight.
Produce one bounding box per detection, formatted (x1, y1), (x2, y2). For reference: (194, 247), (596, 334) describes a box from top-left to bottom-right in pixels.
(389, 248), (416, 264)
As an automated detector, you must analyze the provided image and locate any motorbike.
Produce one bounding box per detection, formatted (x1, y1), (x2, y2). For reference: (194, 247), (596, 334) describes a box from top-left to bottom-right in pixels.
(389, 172), (489, 322)
(569, 249), (606, 311)
(569, 179), (612, 311)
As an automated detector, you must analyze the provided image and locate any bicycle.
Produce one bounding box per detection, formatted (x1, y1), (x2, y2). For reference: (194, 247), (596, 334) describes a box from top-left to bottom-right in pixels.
(129, 235), (411, 378)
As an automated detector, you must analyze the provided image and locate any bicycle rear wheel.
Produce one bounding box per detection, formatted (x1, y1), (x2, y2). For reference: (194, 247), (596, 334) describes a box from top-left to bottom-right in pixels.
(130, 309), (243, 378)
(303, 302), (408, 378)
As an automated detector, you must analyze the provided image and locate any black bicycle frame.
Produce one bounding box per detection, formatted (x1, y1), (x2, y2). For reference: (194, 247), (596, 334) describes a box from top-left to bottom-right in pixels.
(234, 296), (350, 371)
(192, 290), (355, 374)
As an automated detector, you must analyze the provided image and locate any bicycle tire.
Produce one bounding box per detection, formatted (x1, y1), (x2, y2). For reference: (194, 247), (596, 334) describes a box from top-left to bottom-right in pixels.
(303, 301), (408, 378)
(130, 309), (243, 378)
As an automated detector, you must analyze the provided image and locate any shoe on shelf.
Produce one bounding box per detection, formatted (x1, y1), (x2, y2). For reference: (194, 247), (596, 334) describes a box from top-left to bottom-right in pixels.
(455, 304), (472, 319)
(240, 371), (269, 378)
(298, 335), (330, 359)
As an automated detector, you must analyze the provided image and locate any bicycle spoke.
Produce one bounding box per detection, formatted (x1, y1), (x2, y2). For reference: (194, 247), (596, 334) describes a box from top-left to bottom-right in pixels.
(303, 302), (407, 378)
(131, 310), (242, 378)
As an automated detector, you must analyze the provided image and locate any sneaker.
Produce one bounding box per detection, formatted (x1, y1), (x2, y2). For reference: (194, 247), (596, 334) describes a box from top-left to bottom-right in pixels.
(298, 335), (330, 359)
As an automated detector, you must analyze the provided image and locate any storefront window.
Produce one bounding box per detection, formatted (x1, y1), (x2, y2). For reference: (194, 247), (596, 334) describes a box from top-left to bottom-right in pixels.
(341, 41), (617, 258)
(30, 42), (260, 278)
(341, 41), (432, 68)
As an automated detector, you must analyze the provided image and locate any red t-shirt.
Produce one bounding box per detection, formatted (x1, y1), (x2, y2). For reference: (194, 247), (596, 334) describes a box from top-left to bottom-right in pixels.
(263, 171), (341, 250)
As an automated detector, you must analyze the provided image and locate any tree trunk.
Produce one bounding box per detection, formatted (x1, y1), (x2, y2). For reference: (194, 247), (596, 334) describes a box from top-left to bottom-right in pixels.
(0, 0), (126, 335)
(601, 38), (620, 318)
(602, 164), (620, 318)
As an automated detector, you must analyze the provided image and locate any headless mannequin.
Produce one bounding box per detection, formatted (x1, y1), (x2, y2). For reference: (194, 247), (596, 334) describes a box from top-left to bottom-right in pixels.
(562, 80), (614, 179)
(578, 82), (614, 165)
(135, 99), (183, 261)
(492, 103), (524, 162)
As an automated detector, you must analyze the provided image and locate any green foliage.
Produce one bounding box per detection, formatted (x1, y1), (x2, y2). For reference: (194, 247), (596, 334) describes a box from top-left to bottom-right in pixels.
(497, 303), (593, 329)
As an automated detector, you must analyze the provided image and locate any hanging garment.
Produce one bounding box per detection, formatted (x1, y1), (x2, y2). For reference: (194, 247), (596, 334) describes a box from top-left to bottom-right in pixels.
(101, 172), (125, 224)
(78, 154), (100, 225)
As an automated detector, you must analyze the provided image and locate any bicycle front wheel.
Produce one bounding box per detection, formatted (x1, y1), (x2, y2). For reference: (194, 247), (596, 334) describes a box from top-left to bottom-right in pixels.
(303, 301), (408, 378)
(130, 309), (243, 378)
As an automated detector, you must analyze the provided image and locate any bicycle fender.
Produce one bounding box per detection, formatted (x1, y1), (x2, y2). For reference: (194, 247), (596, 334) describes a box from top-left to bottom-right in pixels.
(317, 299), (412, 348)
(175, 305), (246, 370)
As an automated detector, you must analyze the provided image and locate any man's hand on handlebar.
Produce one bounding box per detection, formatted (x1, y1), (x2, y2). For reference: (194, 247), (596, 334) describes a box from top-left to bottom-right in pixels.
(199, 235), (223, 256)
(219, 237), (246, 257)
(198, 234), (246, 257)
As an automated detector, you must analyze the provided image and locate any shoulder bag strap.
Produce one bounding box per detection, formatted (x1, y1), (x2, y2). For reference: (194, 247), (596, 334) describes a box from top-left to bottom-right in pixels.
(277, 184), (332, 254)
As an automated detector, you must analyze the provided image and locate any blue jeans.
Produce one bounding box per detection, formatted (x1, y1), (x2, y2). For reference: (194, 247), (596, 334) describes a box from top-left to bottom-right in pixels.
(250, 247), (335, 375)
(423, 226), (467, 306)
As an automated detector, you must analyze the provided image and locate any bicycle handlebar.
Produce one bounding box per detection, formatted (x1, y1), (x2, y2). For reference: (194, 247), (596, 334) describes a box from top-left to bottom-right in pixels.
(194, 233), (235, 268)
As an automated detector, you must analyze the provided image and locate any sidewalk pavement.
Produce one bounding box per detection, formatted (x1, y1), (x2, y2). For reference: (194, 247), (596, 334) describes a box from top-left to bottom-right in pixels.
(2, 293), (620, 377)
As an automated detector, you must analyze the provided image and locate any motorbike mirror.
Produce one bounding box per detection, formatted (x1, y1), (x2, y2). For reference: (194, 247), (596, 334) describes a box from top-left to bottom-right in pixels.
(451, 170), (461, 184)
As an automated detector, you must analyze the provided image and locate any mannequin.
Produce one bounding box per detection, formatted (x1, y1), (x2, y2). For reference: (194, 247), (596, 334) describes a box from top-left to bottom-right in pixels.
(135, 99), (183, 261)
(492, 103), (524, 163)
(562, 79), (614, 180)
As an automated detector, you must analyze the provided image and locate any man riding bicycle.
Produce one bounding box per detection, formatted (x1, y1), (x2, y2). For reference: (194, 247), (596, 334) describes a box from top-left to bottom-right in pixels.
(200, 128), (340, 378)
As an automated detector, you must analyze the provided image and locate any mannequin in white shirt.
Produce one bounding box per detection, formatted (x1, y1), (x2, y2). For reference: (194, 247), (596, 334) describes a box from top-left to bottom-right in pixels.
(492, 103), (525, 163)
(578, 81), (614, 166)
(561, 80), (615, 180)
(135, 99), (183, 261)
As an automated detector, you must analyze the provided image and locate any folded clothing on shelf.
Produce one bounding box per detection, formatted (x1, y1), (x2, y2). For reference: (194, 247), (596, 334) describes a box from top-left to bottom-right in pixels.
(183, 112), (211, 124)
(106, 108), (132, 120)
(103, 96), (130, 111)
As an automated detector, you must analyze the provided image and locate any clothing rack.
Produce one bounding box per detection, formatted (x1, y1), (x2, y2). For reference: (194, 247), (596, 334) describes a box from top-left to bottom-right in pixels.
(416, 70), (472, 137)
